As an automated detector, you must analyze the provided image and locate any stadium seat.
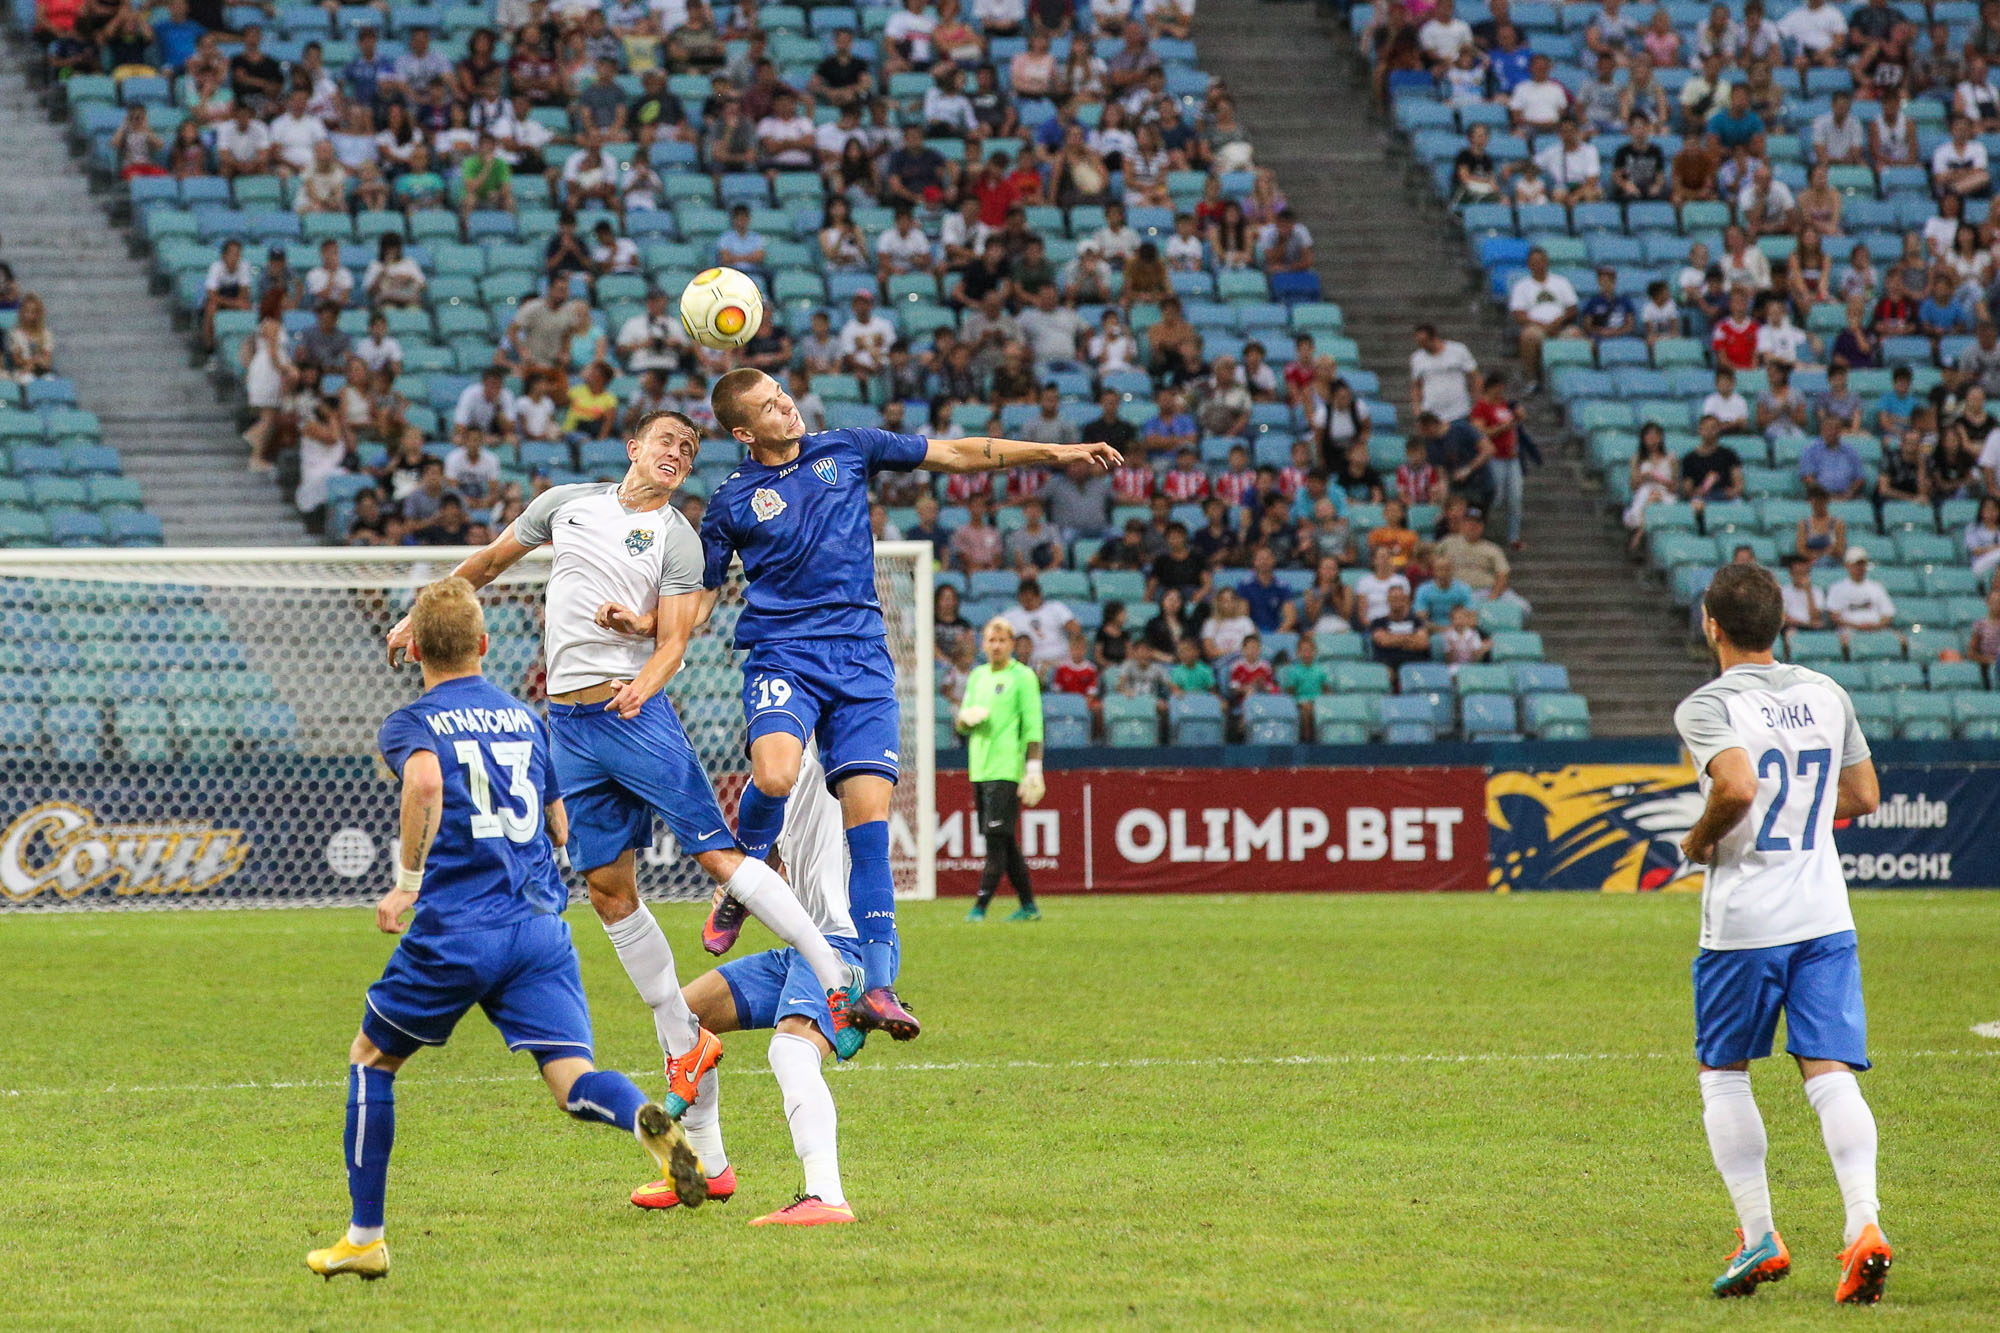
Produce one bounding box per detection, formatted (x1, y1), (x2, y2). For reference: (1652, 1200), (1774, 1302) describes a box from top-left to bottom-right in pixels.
(1311, 693), (1377, 744)
(1242, 694), (1299, 745)
(1523, 693), (1592, 740)
(1461, 693), (1520, 741)
(1102, 693), (1158, 747)
(1168, 693), (1225, 747)
(1040, 694), (1092, 749)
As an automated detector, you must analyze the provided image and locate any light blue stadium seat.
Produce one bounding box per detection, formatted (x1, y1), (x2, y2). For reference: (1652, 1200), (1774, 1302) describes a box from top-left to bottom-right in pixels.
(1168, 692), (1225, 747)
(1243, 694), (1300, 745)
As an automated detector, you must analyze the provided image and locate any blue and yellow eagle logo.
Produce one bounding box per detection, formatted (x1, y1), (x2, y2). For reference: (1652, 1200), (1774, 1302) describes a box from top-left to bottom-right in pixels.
(1486, 764), (1706, 893)
(625, 528), (655, 556)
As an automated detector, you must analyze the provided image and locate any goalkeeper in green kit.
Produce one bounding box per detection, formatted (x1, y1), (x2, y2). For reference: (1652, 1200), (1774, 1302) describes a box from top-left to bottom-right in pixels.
(955, 618), (1045, 922)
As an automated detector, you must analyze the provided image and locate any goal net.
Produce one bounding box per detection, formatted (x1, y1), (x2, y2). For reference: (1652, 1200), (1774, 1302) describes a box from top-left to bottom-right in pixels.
(0, 543), (934, 911)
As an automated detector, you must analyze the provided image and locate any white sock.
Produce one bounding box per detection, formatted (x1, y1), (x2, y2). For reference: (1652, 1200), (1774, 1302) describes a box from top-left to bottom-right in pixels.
(602, 905), (696, 1060)
(1700, 1070), (1774, 1240)
(769, 1032), (843, 1206)
(1804, 1070), (1880, 1244)
(681, 1067), (727, 1176)
(345, 1224), (384, 1246)
(724, 858), (848, 992)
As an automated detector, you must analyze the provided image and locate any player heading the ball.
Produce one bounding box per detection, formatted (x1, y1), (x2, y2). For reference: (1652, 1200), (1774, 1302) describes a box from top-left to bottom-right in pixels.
(308, 577), (700, 1282)
(1674, 563), (1892, 1305)
(697, 367), (1120, 1038)
(385, 411), (869, 1093)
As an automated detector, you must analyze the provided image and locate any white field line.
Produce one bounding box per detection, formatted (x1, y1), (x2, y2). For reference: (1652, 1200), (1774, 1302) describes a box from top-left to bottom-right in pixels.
(7, 1047), (2000, 1100)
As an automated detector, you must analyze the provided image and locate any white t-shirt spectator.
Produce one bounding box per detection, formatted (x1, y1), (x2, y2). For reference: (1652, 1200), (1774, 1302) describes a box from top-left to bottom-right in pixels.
(452, 382), (517, 433)
(974, 0), (1027, 25)
(1736, 178), (1796, 223)
(1535, 141), (1602, 194)
(444, 444), (502, 496)
(1509, 78), (1570, 127)
(268, 110), (330, 172)
(215, 117), (271, 166)
(354, 333), (402, 372)
(1700, 389), (1750, 427)
(755, 112), (818, 167)
(306, 263), (354, 306)
(1092, 221), (1142, 266)
(1509, 271), (1578, 325)
(1201, 611), (1256, 660)
(1353, 572), (1411, 625)
(1002, 598), (1077, 665)
(205, 255), (255, 295)
(1975, 426), (2000, 476)
(838, 310), (898, 369)
(616, 310), (685, 372)
(1756, 321), (1809, 365)
(1411, 339), (1478, 421)
(1782, 581), (1825, 626)
(1777, 2), (1847, 56)
(1932, 138), (1989, 181)
(1418, 14), (1474, 62)
(592, 237), (641, 274)
(921, 87), (977, 135)
(515, 392), (561, 440)
(876, 224), (934, 272)
(883, 7), (937, 62)
(1018, 305), (1087, 367)
(1824, 577), (1895, 629)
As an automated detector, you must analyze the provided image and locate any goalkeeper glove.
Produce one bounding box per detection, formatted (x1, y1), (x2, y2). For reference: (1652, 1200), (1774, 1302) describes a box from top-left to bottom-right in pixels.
(956, 704), (990, 730)
(1019, 759), (1045, 807)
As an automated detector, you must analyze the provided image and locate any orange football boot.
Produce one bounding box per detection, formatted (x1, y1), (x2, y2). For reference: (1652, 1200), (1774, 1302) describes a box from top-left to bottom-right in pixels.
(632, 1163), (736, 1210)
(749, 1194), (856, 1227)
(1835, 1224), (1892, 1305)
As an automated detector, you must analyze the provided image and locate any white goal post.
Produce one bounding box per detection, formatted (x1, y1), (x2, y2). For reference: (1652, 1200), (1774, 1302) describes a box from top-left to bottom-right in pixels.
(0, 542), (934, 910)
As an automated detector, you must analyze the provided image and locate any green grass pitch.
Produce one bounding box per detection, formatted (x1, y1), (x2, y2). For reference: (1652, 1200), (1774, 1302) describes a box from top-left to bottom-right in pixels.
(6, 891), (2000, 1331)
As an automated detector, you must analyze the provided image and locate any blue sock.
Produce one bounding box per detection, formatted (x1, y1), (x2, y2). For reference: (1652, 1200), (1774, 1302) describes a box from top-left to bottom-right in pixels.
(345, 1065), (395, 1231)
(735, 784), (789, 860)
(565, 1068), (648, 1132)
(845, 821), (897, 990)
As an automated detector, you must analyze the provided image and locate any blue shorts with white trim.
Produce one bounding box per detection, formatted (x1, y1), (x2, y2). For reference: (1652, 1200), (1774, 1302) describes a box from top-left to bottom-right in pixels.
(1692, 929), (1869, 1070)
(741, 636), (900, 790)
(547, 691), (737, 873)
(717, 934), (898, 1051)
(362, 913), (593, 1063)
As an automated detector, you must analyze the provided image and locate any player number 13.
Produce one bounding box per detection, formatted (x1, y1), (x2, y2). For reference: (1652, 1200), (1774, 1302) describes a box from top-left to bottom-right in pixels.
(453, 740), (540, 844)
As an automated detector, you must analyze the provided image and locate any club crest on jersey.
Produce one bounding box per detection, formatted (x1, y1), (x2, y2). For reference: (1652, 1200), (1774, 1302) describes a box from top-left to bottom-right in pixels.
(751, 487), (787, 522)
(624, 528), (655, 556)
(812, 457), (838, 486)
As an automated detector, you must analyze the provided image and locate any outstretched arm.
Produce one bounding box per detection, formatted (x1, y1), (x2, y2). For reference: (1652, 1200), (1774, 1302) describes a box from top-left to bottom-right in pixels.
(922, 436), (1123, 475)
(386, 524), (540, 666)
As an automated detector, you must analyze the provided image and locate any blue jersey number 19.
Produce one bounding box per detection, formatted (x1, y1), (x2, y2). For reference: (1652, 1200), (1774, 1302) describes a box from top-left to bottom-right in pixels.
(452, 739), (540, 843)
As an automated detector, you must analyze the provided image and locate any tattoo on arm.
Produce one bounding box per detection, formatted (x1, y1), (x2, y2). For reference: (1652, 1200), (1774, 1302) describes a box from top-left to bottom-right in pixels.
(982, 438), (994, 463)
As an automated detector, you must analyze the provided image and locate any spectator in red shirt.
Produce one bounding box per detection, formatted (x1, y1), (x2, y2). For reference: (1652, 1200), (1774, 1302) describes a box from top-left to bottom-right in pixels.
(1396, 435), (1444, 506)
(1050, 631), (1102, 703)
(1111, 456), (1156, 503)
(1468, 371), (1526, 548)
(1225, 632), (1279, 703)
(1162, 447), (1209, 502)
(944, 468), (994, 504)
(1283, 333), (1319, 407)
(1708, 285), (1761, 370)
(1213, 443), (1255, 505)
(1278, 439), (1312, 497)
(1870, 268), (1918, 338)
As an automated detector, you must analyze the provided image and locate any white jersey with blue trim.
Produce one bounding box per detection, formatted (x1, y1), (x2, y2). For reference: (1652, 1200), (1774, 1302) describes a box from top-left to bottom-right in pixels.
(511, 482), (705, 695)
(776, 742), (855, 939)
(1674, 661), (1870, 951)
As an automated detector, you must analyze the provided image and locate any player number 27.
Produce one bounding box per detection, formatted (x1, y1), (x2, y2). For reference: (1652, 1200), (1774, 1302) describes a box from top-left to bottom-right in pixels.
(453, 740), (540, 844)
(752, 675), (793, 711)
(1754, 746), (1832, 853)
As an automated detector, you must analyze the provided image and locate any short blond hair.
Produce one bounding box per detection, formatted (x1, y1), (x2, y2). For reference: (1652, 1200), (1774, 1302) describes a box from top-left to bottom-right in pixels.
(411, 576), (485, 669)
(981, 615), (1015, 641)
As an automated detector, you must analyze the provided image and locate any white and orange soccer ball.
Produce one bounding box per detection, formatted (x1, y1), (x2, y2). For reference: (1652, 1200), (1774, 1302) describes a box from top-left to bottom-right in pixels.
(678, 266), (764, 351)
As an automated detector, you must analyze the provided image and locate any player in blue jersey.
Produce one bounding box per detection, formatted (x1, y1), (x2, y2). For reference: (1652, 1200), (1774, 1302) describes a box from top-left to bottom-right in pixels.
(700, 367), (1119, 1036)
(307, 578), (705, 1282)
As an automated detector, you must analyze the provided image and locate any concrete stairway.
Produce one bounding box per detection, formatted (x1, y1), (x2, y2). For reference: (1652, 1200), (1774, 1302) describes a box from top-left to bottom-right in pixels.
(1193, 0), (1712, 734)
(0, 36), (311, 546)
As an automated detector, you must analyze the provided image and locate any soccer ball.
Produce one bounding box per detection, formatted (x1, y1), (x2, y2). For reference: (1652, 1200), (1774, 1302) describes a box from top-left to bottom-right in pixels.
(679, 267), (764, 351)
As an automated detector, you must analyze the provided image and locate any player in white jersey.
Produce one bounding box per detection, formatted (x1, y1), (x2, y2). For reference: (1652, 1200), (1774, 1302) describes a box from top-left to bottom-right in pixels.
(1672, 563), (1891, 1304)
(629, 742), (872, 1225)
(384, 411), (866, 1162)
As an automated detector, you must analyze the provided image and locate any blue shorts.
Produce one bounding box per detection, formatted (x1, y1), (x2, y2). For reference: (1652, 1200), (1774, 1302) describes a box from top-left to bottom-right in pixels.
(363, 913), (593, 1063)
(716, 934), (898, 1053)
(547, 692), (736, 873)
(1692, 930), (1869, 1070)
(742, 637), (901, 791)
